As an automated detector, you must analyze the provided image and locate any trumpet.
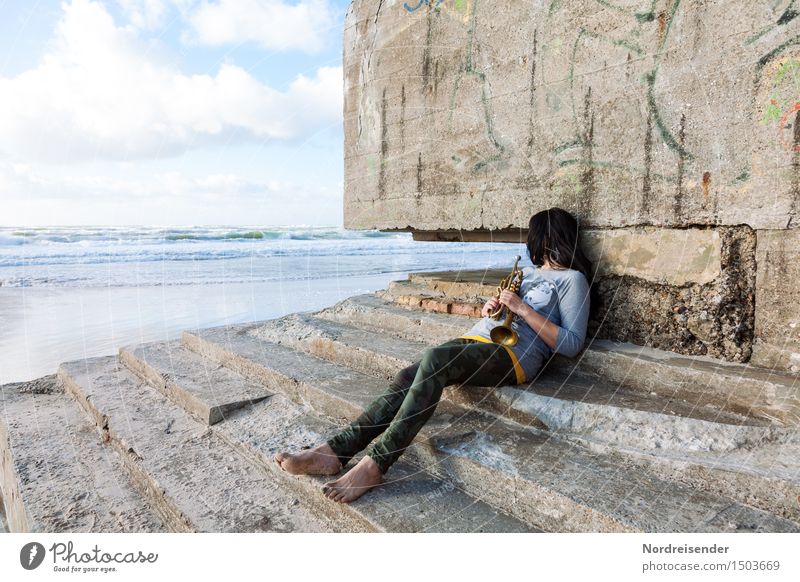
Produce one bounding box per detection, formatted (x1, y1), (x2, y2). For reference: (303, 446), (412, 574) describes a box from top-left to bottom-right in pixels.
(488, 255), (524, 347)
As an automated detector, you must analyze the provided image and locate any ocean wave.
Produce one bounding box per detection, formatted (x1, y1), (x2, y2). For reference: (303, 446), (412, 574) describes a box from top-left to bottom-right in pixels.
(0, 226), (410, 246)
(0, 225), (525, 288)
(0, 268), (428, 289)
(0, 234), (26, 246)
(0, 242), (491, 267)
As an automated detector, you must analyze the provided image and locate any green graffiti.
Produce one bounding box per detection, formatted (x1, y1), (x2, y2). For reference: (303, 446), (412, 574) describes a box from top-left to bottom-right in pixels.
(763, 100), (783, 123)
(762, 58), (800, 125)
(558, 158), (678, 184)
(733, 170), (750, 183)
(447, 0), (508, 172)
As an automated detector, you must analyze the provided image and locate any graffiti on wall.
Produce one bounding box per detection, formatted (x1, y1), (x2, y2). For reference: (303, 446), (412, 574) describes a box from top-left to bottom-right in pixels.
(385, 0), (800, 219)
(762, 58), (800, 152)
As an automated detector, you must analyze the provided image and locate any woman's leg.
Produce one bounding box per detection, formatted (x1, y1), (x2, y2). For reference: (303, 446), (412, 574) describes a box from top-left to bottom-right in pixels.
(275, 338), (460, 475)
(322, 339), (517, 502)
(365, 340), (516, 472)
(325, 359), (422, 467)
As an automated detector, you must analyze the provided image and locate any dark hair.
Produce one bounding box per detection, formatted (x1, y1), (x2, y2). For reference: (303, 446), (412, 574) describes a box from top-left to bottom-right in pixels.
(526, 207), (597, 313)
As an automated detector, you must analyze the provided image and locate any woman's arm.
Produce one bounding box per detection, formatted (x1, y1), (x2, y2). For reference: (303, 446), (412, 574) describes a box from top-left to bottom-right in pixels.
(498, 274), (590, 356)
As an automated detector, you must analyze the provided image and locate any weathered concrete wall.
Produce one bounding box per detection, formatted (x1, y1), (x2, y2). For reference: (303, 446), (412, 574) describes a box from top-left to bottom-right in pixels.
(752, 229), (800, 373)
(344, 0), (799, 231)
(343, 0), (799, 371)
(589, 226), (756, 362)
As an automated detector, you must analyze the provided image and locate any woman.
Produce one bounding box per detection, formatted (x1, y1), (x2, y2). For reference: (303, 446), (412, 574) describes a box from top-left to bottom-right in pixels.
(274, 207), (594, 503)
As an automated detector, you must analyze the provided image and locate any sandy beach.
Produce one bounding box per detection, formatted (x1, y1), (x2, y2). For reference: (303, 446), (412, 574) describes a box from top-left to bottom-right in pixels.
(0, 271), (418, 384)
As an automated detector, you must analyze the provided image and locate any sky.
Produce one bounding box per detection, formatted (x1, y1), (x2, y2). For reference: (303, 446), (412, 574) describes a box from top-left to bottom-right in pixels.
(0, 0), (351, 226)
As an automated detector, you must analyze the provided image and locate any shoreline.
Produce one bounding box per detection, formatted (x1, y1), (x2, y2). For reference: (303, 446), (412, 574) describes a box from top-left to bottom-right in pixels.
(0, 271), (411, 384)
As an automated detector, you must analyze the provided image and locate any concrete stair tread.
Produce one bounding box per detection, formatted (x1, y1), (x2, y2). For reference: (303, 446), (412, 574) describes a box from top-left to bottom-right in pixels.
(251, 311), (430, 381)
(209, 390), (535, 533)
(184, 324), (386, 418)
(414, 403), (799, 532)
(254, 307), (780, 440)
(378, 282), (484, 317)
(530, 370), (772, 427)
(577, 340), (800, 425)
(407, 271), (501, 298)
(323, 291), (475, 332)
(181, 325), (800, 532)
(376, 278), (800, 426)
(1, 376), (166, 533)
(315, 293), (800, 426)
(58, 356), (328, 532)
(119, 340), (271, 425)
(589, 339), (800, 389)
(97, 344), (531, 533)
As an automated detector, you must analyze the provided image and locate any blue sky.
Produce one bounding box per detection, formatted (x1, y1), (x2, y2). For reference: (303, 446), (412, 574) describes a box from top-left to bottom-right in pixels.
(0, 0), (351, 226)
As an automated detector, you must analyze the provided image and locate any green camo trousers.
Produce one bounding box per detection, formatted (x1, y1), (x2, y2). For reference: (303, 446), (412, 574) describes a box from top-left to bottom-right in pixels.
(326, 337), (519, 474)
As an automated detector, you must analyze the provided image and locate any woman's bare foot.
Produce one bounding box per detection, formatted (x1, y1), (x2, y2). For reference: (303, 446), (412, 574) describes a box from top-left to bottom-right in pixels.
(274, 443), (342, 475)
(322, 455), (383, 503)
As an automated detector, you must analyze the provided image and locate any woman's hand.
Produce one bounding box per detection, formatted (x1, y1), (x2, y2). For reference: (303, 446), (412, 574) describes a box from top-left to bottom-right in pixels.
(499, 289), (528, 316)
(481, 297), (500, 318)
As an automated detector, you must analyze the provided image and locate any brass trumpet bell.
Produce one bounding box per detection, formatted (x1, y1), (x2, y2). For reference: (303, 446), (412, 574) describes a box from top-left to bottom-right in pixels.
(488, 255), (524, 347)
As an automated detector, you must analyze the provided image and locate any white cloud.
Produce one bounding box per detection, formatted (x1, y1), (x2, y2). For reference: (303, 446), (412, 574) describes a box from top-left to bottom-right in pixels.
(0, 161), (336, 201)
(0, 0), (343, 164)
(0, 159), (343, 225)
(185, 0), (336, 53)
(116, 0), (171, 29)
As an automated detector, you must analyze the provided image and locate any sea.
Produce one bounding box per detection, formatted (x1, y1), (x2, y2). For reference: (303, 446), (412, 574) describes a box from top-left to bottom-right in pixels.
(0, 226), (527, 384)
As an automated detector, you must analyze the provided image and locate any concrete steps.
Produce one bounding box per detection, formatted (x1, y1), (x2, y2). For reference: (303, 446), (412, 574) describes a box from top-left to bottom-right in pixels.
(316, 293), (798, 434)
(377, 275), (800, 426)
(118, 342), (271, 425)
(248, 295), (800, 522)
(182, 323), (799, 532)
(120, 340), (534, 533)
(3, 271), (798, 532)
(0, 375), (165, 533)
(253, 307), (788, 448)
(58, 357), (328, 532)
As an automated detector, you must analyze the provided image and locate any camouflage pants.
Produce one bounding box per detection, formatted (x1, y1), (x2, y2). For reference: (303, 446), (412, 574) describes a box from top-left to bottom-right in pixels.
(326, 337), (519, 474)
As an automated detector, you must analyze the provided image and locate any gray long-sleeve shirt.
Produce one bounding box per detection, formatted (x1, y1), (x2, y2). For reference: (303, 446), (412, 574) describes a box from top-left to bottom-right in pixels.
(459, 264), (591, 384)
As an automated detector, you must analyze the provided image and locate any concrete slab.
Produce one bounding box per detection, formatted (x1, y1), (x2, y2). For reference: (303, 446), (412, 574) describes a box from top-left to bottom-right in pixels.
(344, 0), (799, 231)
(210, 391), (535, 533)
(752, 228), (800, 374)
(58, 357), (328, 533)
(578, 340), (800, 427)
(258, 307), (790, 454)
(119, 340), (272, 425)
(0, 376), (165, 533)
(581, 227), (722, 286)
(408, 406), (799, 533)
(250, 312), (429, 383)
(182, 325), (800, 530)
(321, 293), (800, 426)
(379, 282), (484, 317)
(182, 325), (388, 423)
(331, 291), (484, 342)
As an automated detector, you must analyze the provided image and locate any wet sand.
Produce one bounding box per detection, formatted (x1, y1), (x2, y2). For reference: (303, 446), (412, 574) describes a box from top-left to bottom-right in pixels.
(0, 272), (407, 384)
